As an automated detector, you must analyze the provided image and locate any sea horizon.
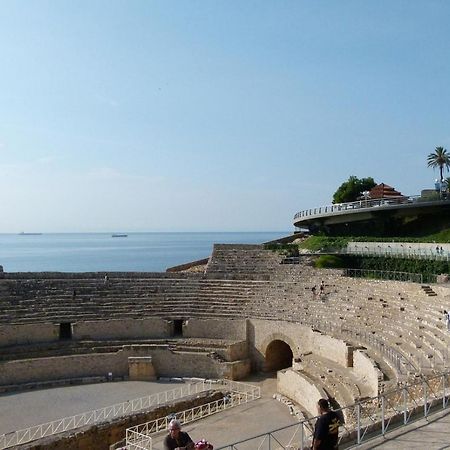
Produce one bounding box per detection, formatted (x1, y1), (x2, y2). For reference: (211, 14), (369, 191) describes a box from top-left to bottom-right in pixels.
(0, 231), (291, 273)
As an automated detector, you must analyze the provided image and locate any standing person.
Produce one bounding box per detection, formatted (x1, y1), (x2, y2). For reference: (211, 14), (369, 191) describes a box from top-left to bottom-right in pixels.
(444, 310), (450, 331)
(164, 419), (194, 450)
(311, 285), (317, 298)
(319, 281), (325, 296)
(312, 398), (341, 450)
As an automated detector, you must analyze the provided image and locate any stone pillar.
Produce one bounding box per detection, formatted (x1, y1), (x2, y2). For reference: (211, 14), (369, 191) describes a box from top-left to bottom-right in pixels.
(128, 356), (156, 381)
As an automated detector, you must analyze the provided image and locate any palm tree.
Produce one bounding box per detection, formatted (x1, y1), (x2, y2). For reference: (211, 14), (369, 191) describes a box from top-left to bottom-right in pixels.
(427, 146), (450, 181)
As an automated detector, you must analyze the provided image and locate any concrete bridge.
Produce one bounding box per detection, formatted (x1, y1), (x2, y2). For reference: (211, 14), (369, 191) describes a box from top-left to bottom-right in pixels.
(293, 195), (450, 232)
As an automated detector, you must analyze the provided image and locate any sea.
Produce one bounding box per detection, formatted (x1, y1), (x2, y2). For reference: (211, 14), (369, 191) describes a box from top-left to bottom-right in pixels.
(0, 232), (289, 273)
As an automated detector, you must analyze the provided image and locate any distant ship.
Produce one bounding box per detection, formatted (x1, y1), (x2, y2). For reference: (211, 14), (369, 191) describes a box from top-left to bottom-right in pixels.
(19, 232), (43, 235)
(112, 233), (128, 238)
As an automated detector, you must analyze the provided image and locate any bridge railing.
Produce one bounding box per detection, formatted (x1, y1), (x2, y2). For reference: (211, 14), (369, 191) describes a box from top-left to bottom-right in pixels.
(0, 380), (214, 450)
(293, 195), (426, 222)
(215, 370), (450, 449)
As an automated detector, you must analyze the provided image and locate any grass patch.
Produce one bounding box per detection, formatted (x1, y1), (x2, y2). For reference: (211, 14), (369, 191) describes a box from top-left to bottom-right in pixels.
(314, 255), (345, 268)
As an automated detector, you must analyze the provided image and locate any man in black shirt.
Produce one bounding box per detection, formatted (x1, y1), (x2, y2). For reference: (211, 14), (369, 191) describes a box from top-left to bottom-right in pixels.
(312, 398), (341, 450)
(164, 419), (194, 450)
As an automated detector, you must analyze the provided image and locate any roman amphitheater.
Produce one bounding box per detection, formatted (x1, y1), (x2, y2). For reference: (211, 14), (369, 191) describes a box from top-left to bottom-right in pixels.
(0, 240), (450, 449)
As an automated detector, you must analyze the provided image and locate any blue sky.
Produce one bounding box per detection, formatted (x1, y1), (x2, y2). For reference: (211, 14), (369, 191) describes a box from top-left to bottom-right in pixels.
(1, 1), (449, 232)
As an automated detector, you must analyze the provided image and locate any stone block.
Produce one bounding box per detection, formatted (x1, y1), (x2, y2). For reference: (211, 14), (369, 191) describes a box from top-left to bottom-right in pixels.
(128, 356), (157, 381)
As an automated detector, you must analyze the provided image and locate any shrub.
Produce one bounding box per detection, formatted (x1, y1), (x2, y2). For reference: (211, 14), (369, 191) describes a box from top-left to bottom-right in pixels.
(315, 255), (345, 268)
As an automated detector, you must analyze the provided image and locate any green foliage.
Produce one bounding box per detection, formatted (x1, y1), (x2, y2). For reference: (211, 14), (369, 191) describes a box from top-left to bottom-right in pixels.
(314, 255), (345, 268)
(418, 191), (440, 201)
(264, 243), (299, 256)
(341, 255), (449, 282)
(299, 235), (350, 252)
(427, 146), (450, 181)
(332, 176), (376, 204)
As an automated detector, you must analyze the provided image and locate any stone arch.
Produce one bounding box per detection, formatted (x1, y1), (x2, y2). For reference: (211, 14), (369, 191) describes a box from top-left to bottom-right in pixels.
(261, 333), (297, 372)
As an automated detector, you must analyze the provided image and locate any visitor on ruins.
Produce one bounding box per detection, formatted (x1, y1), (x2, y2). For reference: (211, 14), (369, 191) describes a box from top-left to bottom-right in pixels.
(444, 310), (450, 331)
(164, 419), (194, 450)
(311, 398), (341, 450)
(194, 439), (213, 449)
(311, 285), (317, 297)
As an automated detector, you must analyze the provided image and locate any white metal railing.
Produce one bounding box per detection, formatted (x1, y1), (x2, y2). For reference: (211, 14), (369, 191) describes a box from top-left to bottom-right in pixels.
(345, 246), (450, 261)
(316, 320), (417, 375)
(0, 381), (214, 450)
(125, 380), (261, 450)
(293, 195), (433, 222)
(126, 429), (153, 450)
(216, 371), (450, 449)
(342, 268), (425, 284)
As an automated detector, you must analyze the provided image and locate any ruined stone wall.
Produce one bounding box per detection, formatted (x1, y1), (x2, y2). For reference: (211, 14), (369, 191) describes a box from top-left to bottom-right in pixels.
(311, 330), (353, 367)
(73, 318), (172, 340)
(247, 319), (351, 371)
(277, 368), (327, 417)
(0, 322), (58, 346)
(353, 349), (384, 397)
(182, 318), (247, 340)
(0, 346), (152, 385)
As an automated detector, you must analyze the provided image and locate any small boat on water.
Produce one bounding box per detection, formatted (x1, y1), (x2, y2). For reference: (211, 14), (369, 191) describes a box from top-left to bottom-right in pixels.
(112, 234), (128, 238)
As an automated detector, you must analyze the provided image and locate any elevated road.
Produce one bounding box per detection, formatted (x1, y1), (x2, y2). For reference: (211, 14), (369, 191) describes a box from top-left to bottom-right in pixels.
(293, 195), (450, 231)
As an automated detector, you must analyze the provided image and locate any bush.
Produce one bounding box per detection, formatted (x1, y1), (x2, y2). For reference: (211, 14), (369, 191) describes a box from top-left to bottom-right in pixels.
(299, 236), (350, 252)
(315, 255), (345, 268)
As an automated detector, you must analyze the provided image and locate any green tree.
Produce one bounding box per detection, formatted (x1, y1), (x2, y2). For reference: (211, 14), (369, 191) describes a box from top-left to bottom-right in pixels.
(427, 146), (450, 181)
(332, 176), (376, 204)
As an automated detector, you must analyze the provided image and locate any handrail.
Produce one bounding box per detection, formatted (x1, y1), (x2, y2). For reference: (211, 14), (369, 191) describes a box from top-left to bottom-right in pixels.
(215, 370), (450, 449)
(0, 380), (214, 450)
(342, 267), (424, 284)
(125, 380), (261, 450)
(293, 195), (446, 222)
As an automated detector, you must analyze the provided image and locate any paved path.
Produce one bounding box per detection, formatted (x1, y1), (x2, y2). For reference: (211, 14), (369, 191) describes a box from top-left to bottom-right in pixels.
(150, 374), (298, 450)
(0, 373), (296, 449)
(0, 380), (179, 435)
(358, 409), (450, 449)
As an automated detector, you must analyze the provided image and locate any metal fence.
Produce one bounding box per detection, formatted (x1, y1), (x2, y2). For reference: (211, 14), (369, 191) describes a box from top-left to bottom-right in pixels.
(0, 380), (214, 450)
(126, 380), (261, 450)
(317, 321), (417, 375)
(342, 268), (425, 284)
(345, 246), (450, 261)
(215, 371), (450, 449)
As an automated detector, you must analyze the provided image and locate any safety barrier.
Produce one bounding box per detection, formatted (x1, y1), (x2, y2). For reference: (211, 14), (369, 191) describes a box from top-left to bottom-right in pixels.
(125, 380), (261, 450)
(216, 371), (450, 449)
(0, 380), (214, 449)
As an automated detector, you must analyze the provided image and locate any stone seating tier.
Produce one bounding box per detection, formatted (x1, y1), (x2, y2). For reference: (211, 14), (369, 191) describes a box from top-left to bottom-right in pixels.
(1, 245), (450, 407)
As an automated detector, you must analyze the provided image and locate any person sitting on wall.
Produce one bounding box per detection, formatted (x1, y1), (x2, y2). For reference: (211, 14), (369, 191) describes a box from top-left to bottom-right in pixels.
(311, 398), (341, 450)
(164, 419), (194, 450)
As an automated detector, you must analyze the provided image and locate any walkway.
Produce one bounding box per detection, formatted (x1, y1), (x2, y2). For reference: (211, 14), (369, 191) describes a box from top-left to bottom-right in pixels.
(358, 409), (450, 449)
(0, 380), (178, 435)
(149, 374), (297, 449)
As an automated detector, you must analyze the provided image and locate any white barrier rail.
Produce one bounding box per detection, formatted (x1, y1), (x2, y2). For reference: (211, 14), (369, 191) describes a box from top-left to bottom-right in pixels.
(126, 380), (261, 450)
(0, 380), (213, 450)
(216, 371), (450, 449)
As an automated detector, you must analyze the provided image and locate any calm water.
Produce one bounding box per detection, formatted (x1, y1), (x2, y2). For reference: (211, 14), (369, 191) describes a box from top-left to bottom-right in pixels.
(0, 232), (288, 273)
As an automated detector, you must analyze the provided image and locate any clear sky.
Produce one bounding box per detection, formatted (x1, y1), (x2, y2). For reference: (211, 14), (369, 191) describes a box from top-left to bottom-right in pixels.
(1, 1), (449, 232)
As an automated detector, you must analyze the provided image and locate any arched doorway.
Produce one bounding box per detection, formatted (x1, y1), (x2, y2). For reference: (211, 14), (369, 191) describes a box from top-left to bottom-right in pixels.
(265, 339), (293, 371)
